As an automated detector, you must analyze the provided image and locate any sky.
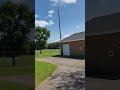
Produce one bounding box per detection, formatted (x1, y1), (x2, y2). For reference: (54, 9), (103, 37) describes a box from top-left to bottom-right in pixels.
(35, 0), (85, 43)
(1, 0), (120, 42)
(86, 0), (120, 21)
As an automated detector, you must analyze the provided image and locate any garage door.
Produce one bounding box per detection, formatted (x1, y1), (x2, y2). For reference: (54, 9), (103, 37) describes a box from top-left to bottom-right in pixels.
(62, 44), (70, 56)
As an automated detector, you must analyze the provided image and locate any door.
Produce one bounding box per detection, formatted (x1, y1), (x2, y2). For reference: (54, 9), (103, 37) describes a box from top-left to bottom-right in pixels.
(62, 44), (70, 56)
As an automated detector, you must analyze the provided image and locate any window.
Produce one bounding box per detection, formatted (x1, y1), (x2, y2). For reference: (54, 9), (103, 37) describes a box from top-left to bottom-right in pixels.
(108, 49), (114, 56)
(80, 47), (83, 51)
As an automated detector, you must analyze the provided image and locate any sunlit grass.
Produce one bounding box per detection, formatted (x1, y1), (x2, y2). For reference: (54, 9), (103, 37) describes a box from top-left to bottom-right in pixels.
(35, 60), (57, 86)
(35, 49), (60, 58)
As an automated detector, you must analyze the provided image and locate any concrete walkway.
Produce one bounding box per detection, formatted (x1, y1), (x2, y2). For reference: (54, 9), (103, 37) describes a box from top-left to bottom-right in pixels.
(36, 57), (85, 90)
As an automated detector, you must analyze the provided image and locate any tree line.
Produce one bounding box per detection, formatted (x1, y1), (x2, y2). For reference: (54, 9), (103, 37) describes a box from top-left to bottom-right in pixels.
(35, 41), (60, 50)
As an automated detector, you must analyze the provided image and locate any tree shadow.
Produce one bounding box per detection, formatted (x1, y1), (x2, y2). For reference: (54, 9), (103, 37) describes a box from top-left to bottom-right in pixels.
(49, 71), (85, 90)
(52, 55), (85, 60)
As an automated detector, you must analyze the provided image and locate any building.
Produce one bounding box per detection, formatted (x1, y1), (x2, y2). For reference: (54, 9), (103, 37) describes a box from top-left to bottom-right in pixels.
(86, 12), (120, 73)
(60, 32), (85, 57)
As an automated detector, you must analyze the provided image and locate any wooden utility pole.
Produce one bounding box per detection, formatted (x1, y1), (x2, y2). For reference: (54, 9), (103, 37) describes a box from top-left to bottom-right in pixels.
(58, 1), (62, 41)
(58, 1), (62, 56)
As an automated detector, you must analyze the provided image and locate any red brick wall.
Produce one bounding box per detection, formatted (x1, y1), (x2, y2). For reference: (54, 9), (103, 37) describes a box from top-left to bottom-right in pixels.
(62, 40), (85, 57)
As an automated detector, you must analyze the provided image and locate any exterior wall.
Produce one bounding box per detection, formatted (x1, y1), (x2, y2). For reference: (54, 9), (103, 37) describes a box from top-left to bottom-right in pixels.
(61, 40), (85, 57)
(86, 32), (120, 73)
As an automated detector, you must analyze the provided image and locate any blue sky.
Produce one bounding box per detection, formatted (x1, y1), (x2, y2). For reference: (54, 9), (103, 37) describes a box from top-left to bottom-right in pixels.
(35, 0), (85, 43)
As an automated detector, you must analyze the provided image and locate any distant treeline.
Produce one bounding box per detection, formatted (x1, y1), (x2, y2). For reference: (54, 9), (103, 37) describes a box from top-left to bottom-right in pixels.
(35, 42), (60, 50)
(47, 42), (60, 49)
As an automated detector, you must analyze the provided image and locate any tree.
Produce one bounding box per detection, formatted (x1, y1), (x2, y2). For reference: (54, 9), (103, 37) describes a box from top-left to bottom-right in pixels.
(35, 27), (50, 54)
(47, 42), (60, 49)
(0, 1), (34, 66)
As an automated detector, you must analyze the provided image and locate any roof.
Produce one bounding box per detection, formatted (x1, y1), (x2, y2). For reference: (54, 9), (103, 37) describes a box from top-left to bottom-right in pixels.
(86, 12), (120, 36)
(60, 32), (85, 43)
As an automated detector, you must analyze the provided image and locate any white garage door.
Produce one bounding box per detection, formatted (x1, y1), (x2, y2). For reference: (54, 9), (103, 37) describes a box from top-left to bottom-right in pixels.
(62, 44), (70, 56)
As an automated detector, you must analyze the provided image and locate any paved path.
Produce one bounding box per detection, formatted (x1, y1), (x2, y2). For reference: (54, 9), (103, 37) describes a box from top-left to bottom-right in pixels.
(36, 57), (85, 90)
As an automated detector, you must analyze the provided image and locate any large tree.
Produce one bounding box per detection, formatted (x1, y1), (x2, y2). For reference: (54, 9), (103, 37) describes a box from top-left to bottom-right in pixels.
(35, 27), (50, 54)
(0, 1), (34, 66)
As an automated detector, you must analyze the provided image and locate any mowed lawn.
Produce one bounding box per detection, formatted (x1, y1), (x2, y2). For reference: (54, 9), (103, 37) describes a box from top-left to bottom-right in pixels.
(0, 80), (34, 90)
(0, 55), (34, 89)
(0, 55), (34, 76)
(35, 49), (60, 58)
(35, 60), (57, 86)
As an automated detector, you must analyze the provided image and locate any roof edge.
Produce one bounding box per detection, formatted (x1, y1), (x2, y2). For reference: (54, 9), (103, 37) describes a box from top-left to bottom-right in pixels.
(60, 39), (85, 43)
(86, 29), (120, 36)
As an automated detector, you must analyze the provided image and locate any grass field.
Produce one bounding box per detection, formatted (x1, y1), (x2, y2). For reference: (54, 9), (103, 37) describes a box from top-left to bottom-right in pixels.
(0, 55), (34, 66)
(0, 65), (34, 76)
(35, 49), (60, 58)
(35, 60), (57, 86)
(0, 55), (34, 76)
(0, 80), (34, 90)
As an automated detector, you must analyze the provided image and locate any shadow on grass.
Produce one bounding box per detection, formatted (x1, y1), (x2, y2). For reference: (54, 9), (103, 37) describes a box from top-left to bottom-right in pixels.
(52, 55), (85, 60)
(0, 55), (34, 67)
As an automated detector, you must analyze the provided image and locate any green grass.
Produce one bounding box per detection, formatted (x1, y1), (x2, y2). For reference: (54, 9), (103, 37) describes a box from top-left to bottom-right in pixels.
(0, 65), (34, 76)
(0, 55), (34, 76)
(35, 49), (60, 58)
(0, 55), (34, 66)
(35, 60), (57, 86)
(0, 80), (34, 90)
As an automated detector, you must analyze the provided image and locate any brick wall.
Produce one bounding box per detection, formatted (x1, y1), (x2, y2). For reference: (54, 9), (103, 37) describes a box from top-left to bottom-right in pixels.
(62, 40), (85, 57)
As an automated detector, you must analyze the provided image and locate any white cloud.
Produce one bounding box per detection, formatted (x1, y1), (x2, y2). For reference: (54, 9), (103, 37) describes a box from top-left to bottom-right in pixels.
(76, 25), (80, 29)
(50, 0), (77, 5)
(48, 10), (54, 17)
(62, 0), (77, 4)
(46, 10), (54, 18)
(35, 14), (39, 18)
(35, 20), (54, 27)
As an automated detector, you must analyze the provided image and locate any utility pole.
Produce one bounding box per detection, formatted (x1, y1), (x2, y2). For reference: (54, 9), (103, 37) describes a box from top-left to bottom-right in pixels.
(58, 1), (62, 41)
(58, 1), (62, 56)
